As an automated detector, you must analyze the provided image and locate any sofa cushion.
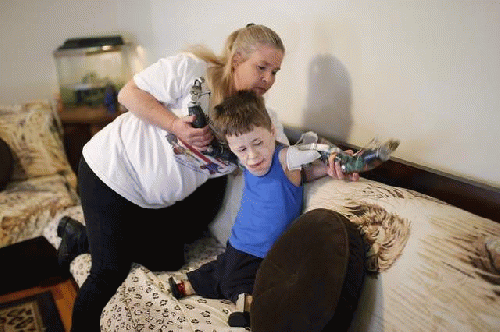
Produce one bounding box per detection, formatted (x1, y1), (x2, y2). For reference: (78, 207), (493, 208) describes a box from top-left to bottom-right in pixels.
(0, 102), (75, 183)
(0, 137), (13, 190)
(0, 174), (79, 249)
(251, 208), (365, 332)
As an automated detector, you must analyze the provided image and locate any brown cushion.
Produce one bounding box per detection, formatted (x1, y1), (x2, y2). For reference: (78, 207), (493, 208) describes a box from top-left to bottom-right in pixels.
(0, 137), (13, 190)
(324, 210), (368, 331)
(251, 208), (365, 332)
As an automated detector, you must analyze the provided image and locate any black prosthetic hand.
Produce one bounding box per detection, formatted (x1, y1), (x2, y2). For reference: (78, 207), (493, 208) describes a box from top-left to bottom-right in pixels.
(189, 104), (238, 164)
(319, 139), (400, 174)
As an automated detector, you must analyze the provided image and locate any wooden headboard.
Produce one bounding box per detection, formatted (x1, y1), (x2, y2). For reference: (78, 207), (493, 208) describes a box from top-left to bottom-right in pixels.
(284, 126), (500, 223)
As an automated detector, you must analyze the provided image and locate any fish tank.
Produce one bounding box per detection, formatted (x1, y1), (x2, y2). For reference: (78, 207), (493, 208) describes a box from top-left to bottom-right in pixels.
(54, 35), (134, 107)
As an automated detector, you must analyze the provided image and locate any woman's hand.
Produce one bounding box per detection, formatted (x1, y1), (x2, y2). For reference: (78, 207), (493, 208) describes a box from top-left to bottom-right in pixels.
(171, 115), (214, 150)
(327, 150), (360, 182)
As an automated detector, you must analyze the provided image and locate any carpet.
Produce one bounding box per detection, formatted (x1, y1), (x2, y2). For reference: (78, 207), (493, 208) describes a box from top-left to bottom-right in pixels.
(0, 236), (70, 295)
(0, 291), (65, 331)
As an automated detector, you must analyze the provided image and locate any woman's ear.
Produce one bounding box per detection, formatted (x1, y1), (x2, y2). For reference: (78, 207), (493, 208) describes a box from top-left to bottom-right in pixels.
(232, 51), (244, 69)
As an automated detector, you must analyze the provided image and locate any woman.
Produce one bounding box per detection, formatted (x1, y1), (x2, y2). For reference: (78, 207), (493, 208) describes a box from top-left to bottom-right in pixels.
(62, 24), (288, 331)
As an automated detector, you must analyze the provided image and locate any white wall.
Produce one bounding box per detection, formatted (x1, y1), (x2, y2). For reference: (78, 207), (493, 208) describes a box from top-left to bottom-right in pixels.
(1, 0), (499, 188)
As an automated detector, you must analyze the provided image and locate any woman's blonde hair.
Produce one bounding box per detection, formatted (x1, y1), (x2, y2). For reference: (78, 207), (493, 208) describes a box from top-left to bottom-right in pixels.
(186, 24), (285, 108)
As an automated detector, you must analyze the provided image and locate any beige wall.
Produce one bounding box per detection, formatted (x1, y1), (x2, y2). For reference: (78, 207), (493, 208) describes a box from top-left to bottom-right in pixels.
(1, 0), (499, 188)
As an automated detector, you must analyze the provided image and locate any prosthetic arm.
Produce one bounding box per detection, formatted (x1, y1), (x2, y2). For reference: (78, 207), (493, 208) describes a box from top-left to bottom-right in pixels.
(287, 131), (400, 174)
(188, 78), (238, 163)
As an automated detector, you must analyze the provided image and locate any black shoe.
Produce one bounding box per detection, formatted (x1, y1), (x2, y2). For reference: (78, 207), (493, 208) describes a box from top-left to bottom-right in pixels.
(168, 277), (183, 299)
(228, 311), (250, 328)
(57, 216), (89, 271)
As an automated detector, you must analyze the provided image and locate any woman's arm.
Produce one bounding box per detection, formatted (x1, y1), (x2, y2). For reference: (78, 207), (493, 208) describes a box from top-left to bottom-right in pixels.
(118, 80), (177, 131)
(303, 157), (359, 183)
(303, 160), (329, 182)
(117, 80), (212, 149)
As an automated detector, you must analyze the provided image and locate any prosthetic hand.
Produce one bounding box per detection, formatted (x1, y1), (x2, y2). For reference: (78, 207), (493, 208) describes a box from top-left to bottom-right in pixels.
(188, 78), (237, 163)
(287, 131), (400, 174)
(331, 139), (400, 174)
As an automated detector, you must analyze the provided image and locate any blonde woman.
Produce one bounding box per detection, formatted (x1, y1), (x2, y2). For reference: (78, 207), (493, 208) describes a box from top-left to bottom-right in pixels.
(59, 24), (289, 331)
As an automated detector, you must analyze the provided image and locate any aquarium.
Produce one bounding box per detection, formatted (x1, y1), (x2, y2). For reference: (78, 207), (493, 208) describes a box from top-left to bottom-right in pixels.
(54, 35), (133, 106)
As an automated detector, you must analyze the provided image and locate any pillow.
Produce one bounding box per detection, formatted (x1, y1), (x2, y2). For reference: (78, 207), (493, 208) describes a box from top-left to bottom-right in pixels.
(0, 137), (13, 190)
(472, 236), (500, 274)
(251, 208), (367, 332)
(0, 102), (73, 181)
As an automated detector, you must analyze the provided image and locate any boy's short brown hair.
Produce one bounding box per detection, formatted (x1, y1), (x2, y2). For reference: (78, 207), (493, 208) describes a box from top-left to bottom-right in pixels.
(210, 90), (272, 142)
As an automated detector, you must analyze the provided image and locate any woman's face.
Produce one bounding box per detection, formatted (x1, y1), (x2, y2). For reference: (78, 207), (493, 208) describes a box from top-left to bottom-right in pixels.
(232, 44), (284, 96)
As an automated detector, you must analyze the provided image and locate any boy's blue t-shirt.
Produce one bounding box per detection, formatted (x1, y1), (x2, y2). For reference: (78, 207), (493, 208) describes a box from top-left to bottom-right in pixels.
(229, 144), (304, 258)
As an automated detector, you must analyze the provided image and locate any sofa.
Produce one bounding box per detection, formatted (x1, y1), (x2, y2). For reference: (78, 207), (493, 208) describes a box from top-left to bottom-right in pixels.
(41, 170), (500, 332)
(2, 101), (499, 331)
(0, 102), (79, 249)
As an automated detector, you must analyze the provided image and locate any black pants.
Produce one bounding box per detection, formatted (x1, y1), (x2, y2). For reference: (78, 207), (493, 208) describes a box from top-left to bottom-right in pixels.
(71, 158), (227, 332)
(187, 243), (263, 303)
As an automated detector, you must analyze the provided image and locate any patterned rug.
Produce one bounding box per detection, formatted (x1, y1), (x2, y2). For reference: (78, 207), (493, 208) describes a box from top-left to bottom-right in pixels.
(0, 291), (64, 332)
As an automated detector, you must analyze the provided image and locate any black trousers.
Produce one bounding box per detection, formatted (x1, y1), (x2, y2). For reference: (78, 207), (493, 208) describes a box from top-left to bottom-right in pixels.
(71, 158), (227, 332)
(187, 242), (263, 303)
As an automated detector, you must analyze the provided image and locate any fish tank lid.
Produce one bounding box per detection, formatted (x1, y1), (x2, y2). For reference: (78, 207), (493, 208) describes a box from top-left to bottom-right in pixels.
(54, 35), (127, 57)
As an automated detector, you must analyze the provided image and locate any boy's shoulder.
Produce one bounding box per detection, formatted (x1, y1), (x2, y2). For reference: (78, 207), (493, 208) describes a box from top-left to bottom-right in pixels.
(278, 147), (288, 168)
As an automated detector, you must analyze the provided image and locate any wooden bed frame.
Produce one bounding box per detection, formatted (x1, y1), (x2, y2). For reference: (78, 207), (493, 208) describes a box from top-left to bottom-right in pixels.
(284, 126), (500, 223)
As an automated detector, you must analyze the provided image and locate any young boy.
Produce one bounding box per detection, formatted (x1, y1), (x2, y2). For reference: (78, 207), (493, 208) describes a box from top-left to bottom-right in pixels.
(169, 90), (357, 327)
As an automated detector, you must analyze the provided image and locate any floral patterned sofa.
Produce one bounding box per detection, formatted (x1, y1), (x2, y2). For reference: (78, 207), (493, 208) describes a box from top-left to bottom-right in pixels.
(0, 102), (79, 249)
(42, 174), (500, 332)
(3, 102), (499, 331)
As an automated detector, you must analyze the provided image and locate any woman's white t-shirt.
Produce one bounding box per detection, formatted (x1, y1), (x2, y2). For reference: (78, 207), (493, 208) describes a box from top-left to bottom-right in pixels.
(82, 53), (287, 209)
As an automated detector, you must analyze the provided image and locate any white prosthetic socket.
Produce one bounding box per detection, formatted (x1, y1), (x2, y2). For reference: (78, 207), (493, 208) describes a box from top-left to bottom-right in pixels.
(286, 146), (321, 170)
(286, 131), (341, 170)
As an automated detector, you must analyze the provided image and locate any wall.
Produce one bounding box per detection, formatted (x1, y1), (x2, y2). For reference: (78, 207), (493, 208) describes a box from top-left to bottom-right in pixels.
(1, 0), (498, 188)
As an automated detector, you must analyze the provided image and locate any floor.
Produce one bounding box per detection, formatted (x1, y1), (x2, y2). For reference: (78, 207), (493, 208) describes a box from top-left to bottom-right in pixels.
(0, 277), (78, 332)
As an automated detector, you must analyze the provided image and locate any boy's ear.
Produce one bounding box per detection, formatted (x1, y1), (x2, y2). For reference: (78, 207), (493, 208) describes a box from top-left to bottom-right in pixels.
(271, 124), (276, 138)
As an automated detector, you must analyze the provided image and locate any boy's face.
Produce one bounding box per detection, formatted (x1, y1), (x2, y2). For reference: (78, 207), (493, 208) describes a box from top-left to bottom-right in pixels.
(226, 125), (276, 176)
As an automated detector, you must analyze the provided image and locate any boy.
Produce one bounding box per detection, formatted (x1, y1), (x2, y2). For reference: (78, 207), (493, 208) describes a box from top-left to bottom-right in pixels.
(169, 90), (357, 327)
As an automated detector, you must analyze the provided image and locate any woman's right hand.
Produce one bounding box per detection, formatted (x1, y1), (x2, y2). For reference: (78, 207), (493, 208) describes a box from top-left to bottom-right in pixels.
(119, 80), (214, 150)
(327, 150), (360, 182)
(171, 115), (214, 150)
